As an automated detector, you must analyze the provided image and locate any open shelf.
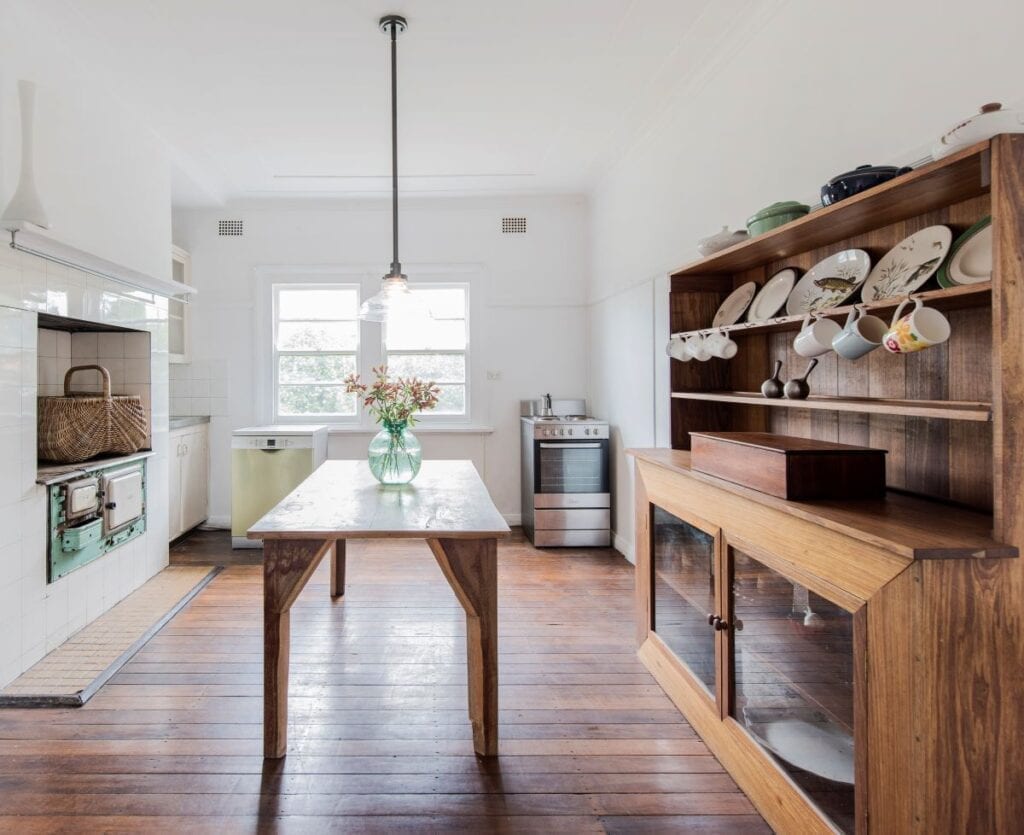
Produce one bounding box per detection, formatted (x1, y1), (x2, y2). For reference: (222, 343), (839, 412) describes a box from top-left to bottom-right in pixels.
(670, 391), (992, 422)
(671, 282), (991, 339)
(629, 448), (1015, 561)
(670, 140), (991, 278)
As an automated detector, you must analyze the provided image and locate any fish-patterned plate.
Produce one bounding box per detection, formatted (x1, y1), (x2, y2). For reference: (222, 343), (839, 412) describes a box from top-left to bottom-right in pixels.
(861, 225), (952, 302)
(785, 249), (871, 316)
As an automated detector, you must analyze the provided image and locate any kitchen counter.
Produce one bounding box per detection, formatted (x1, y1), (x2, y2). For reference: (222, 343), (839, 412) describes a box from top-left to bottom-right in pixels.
(170, 415), (210, 430)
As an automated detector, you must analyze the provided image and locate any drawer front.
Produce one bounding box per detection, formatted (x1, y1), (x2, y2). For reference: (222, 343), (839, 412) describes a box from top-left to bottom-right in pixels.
(533, 529), (611, 547)
(61, 519), (103, 552)
(535, 508), (610, 530)
(534, 492), (610, 509)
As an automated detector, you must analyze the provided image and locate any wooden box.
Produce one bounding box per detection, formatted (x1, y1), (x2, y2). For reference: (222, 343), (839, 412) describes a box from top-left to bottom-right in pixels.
(689, 431), (887, 500)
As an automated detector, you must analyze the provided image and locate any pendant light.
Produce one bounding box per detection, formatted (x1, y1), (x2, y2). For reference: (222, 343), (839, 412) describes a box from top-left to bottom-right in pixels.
(359, 14), (429, 323)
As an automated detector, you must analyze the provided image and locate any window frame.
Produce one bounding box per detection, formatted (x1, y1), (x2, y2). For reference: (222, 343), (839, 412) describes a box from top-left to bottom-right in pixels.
(272, 282), (364, 424)
(382, 281), (471, 423)
(259, 267), (477, 429)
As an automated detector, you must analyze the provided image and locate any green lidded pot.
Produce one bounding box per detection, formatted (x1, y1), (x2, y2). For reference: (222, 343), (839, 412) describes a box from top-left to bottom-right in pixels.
(746, 201), (811, 237)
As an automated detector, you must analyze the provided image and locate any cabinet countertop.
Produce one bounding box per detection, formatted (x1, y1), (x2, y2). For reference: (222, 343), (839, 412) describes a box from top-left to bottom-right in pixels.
(627, 447), (1016, 561)
(170, 416), (210, 431)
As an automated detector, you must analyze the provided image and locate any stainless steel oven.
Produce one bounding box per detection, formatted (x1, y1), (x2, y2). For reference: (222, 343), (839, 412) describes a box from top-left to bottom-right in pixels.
(521, 399), (611, 547)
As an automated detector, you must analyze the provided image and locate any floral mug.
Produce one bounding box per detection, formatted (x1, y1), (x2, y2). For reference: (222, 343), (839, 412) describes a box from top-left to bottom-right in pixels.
(883, 298), (951, 354)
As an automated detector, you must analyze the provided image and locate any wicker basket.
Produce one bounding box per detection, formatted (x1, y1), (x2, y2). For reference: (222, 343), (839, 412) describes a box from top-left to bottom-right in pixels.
(38, 365), (148, 464)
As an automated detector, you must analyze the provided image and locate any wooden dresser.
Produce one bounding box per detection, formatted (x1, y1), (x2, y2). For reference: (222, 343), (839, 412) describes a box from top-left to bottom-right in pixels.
(632, 134), (1024, 833)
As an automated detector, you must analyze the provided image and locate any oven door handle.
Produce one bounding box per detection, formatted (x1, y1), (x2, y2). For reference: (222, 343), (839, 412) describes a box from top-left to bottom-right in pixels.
(539, 442), (602, 448)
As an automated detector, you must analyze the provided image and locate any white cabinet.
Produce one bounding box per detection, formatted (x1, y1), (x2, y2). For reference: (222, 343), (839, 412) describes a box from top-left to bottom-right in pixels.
(169, 246), (192, 364)
(169, 423), (208, 541)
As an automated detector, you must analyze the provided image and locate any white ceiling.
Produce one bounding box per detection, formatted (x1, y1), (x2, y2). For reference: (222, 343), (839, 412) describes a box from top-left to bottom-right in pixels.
(21, 0), (759, 205)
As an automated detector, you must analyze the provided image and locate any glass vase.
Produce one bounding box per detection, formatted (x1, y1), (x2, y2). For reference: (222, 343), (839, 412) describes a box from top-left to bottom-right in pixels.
(367, 421), (422, 485)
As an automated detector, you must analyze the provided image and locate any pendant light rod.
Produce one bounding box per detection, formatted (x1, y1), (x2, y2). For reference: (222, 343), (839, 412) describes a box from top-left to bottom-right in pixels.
(380, 14), (407, 277)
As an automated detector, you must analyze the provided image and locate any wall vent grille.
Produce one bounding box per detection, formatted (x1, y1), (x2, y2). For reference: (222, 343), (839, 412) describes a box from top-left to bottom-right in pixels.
(501, 216), (527, 234)
(218, 219), (244, 236)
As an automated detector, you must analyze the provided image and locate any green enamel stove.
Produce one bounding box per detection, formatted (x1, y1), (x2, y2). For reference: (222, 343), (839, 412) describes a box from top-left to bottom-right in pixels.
(45, 457), (148, 583)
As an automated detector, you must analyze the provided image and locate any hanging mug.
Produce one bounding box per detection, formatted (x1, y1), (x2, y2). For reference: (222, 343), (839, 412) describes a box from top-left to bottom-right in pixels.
(704, 331), (738, 360)
(883, 297), (951, 354)
(666, 335), (690, 362)
(793, 313), (841, 358)
(832, 305), (887, 360)
(685, 332), (711, 362)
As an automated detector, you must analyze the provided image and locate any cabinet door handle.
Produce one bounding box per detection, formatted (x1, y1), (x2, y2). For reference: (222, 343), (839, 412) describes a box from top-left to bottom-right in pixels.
(707, 614), (729, 631)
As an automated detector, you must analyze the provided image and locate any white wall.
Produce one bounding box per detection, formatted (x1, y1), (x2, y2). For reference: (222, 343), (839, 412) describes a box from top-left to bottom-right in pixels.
(588, 0), (1024, 561)
(172, 195), (589, 524)
(0, 1), (173, 687)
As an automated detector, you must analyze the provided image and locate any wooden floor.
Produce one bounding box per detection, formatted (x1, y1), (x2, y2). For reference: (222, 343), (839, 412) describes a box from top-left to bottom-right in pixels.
(0, 530), (768, 833)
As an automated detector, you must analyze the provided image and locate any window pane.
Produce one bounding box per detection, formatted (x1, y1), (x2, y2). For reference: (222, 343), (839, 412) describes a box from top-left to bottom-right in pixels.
(386, 318), (466, 351)
(278, 354), (355, 384)
(278, 385), (356, 416)
(278, 288), (358, 320)
(386, 353), (465, 383)
(277, 321), (358, 351)
(432, 384), (465, 415)
(420, 288), (465, 319)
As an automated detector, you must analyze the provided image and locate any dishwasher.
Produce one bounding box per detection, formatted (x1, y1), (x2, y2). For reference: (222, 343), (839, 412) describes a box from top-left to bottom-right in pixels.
(230, 425), (328, 548)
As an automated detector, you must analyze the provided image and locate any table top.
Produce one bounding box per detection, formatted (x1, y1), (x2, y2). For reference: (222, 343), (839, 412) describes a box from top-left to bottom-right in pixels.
(248, 459), (511, 540)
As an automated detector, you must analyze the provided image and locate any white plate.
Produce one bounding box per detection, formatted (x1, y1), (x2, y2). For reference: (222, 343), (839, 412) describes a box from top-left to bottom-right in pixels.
(712, 281), (757, 328)
(860, 225), (952, 302)
(747, 268), (797, 323)
(753, 718), (855, 785)
(948, 223), (993, 285)
(785, 250), (871, 316)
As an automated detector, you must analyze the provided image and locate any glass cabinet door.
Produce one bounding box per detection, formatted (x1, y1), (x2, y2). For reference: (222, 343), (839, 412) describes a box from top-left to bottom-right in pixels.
(651, 506), (719, 698)
(729, 547), (856, 833)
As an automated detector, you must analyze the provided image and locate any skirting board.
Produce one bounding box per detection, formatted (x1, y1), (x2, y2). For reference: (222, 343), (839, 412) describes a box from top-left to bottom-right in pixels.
(615, 531), (635, 564)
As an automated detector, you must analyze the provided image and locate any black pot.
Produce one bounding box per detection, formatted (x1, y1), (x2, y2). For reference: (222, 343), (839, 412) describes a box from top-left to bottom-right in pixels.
(820, 164), (913, 206)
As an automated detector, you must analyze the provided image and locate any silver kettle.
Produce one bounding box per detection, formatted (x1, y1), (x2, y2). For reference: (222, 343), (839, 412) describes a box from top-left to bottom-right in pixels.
(540, 393), (553, 417)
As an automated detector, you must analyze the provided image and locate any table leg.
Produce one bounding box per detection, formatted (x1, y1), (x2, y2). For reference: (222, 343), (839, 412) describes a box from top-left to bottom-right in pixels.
(263, 538), (332, 759)
(428, 537), (498, 756)
(330, 540), (346, 598)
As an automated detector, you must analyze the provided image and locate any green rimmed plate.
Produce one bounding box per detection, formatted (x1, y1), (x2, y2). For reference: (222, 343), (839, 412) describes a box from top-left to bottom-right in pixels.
(938, 217), (992, 288)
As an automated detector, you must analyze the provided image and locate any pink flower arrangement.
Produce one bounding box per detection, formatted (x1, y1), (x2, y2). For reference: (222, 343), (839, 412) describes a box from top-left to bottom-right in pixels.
(343, 365), (441, 429)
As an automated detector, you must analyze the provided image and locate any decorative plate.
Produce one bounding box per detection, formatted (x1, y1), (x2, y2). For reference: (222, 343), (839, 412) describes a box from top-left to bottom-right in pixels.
(785, 250), (871, 315)
(938, 217), (992, 287)
(712, 281), (757, 328)
(861, 225), (952, 302)
(747, 268), (797, 323)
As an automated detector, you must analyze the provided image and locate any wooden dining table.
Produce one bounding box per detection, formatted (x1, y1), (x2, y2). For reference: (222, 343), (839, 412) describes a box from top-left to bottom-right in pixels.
(248, 459), (510, 759)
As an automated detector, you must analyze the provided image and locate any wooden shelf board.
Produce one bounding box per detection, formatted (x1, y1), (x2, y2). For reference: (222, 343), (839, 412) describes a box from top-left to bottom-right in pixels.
(627, 448), (1016, 561)
(670, 140), (990, 278)
(670, 391), (991, 422)
(671, 283), (991, 339)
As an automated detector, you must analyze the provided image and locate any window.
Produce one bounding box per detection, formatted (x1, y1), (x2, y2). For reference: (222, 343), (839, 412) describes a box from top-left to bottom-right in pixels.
(272, 284), (359, 419)
(385, 285), (469, 416)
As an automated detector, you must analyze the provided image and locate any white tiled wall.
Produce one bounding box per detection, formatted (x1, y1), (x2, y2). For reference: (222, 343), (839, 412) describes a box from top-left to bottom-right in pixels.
(170, 359), (229, 418)
(0, 245), (170, 688)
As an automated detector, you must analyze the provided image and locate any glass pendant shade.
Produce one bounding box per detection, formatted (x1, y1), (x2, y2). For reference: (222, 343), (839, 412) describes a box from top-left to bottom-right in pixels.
(358, 274), (431, 322)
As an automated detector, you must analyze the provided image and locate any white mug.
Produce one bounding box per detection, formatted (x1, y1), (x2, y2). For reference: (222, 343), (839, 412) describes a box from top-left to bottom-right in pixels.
(667, 335), (690, 362)
(883, 297), (951, 353)
(704, 331), (738, 360)
(794, 313), (841, 358)
(685, 332), (711, 362)
(832, 306), (887, 360)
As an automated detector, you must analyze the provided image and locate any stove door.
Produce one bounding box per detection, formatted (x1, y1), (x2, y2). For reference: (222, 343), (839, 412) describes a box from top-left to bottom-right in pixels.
(535, 440), (609, 494)
(64, 477), (100, 520)
(102, 466), (144, 532)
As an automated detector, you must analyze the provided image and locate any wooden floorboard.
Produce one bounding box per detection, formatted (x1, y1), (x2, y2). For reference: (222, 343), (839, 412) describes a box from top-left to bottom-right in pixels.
(0, 529), (767, 832)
